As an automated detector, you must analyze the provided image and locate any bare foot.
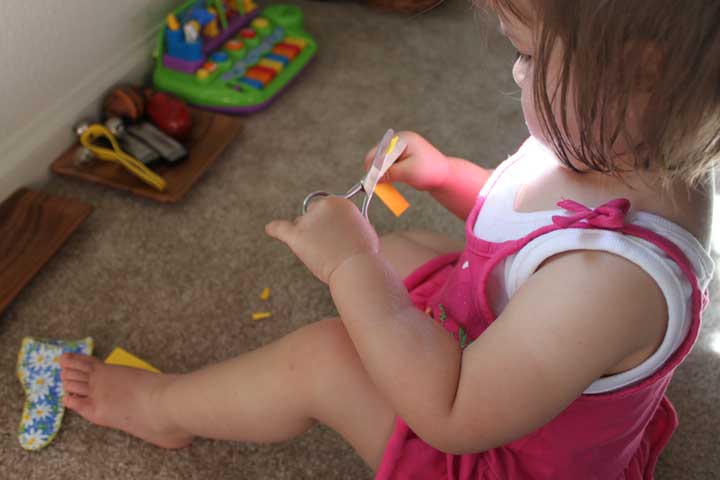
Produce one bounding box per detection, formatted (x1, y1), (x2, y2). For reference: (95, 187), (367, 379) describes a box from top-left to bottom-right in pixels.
(59, 353), (193, 449)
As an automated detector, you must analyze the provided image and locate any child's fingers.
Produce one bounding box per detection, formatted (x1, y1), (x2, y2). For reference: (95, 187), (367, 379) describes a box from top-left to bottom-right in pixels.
(380, 159), (412, 184)
(265, 219), (296, 243)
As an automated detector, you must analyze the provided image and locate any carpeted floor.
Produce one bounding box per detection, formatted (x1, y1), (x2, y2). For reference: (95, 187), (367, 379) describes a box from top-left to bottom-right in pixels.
(1, 0), (718, 478)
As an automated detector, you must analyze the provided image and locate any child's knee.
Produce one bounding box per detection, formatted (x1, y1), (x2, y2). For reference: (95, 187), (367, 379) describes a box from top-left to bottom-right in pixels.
(295, 318), (364, 390)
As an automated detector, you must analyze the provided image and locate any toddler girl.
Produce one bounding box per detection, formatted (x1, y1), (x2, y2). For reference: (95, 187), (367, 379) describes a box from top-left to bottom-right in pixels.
(60, 0), (717, 477)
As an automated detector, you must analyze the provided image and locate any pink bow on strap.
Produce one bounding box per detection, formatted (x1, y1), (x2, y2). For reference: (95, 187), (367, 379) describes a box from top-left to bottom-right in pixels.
(552, 198), (631, 229)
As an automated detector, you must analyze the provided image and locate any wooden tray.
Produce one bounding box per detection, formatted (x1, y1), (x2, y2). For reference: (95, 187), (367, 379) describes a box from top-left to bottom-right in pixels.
(0, 188), (92, 314)
(51, 108), (243, 203)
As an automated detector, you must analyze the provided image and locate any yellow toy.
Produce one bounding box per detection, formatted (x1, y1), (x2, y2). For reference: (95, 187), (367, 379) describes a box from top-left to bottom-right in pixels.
(78, 123), (167, 191)
(243, 0), (258, 13)
(166, 14), (180, 31)
(203, 8), (221, 37)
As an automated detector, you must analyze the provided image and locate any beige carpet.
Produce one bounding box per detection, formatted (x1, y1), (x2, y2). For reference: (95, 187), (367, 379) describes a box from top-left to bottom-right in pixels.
(1, 0), (718, 478)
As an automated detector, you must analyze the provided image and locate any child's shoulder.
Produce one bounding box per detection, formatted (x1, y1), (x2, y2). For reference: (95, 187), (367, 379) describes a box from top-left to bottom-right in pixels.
(527, 245), (669, 377)
(498, 137), (715, 379)
(509, 138), (713, 250)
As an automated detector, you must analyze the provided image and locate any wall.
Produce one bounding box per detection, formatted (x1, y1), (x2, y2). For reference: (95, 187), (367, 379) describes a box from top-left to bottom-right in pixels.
(0, 0), (180, 201)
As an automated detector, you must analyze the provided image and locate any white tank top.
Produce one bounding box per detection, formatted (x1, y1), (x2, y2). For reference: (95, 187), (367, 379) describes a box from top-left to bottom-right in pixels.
(472, 138), (715, 394)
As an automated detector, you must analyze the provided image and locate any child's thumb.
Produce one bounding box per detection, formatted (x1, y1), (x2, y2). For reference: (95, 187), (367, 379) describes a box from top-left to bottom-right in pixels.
(265, 220), (294, 244)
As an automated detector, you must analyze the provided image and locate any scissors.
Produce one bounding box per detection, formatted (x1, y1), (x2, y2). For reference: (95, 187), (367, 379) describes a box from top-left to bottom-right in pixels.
(302, 129), (396, 219)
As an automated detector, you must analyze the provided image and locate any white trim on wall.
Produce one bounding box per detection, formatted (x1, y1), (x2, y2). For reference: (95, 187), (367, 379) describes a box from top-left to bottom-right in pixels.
(0, 25), (163, 201)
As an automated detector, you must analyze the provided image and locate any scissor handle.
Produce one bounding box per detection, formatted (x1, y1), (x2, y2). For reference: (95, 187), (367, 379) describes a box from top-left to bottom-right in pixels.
(302, 182), (369, 218)
(359, 189), (372, 219)
(302, 190), (332, 214)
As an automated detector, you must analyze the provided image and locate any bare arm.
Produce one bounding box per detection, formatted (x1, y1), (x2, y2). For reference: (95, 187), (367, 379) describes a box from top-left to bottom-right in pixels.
(330, 252), (462, 434)
(369, 132), (493, 221)
(268, 177), (665, 454)
(430, 156), (493, 220)
(329, 248), (667, 453)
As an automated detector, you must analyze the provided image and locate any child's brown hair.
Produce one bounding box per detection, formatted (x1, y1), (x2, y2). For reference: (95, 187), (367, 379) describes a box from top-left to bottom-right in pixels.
(485, 0), (720, 187)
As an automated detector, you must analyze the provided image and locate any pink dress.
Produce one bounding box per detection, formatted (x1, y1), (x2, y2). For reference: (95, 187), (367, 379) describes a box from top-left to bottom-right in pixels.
(375, 189), (711, 478)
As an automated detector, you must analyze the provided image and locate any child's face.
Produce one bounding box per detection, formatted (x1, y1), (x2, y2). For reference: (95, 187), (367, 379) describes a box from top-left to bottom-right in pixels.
(499, 5), (585, 167)
(499, 10), (565, 150)
(499, 4), (645, 170)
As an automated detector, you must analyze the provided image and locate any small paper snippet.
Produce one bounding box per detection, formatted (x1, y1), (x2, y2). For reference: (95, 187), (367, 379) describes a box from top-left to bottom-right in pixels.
(375, 183), (410, 216)
(105, 347), (161, 373)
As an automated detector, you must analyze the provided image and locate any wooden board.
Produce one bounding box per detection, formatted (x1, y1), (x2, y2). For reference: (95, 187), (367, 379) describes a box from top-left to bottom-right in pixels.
(0, 188), (92, 314)
(51, 109), (243, 203)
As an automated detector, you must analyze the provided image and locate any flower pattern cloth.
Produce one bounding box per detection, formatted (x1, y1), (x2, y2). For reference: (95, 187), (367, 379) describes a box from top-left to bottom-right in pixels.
(16, 337), (93, 451)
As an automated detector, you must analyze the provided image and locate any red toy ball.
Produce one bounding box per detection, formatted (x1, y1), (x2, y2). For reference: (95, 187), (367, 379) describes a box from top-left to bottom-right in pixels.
(145, 91), (193, 140)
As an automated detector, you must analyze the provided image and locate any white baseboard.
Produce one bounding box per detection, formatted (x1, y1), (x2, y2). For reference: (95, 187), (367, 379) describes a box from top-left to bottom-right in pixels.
(0, 25), (163, 202)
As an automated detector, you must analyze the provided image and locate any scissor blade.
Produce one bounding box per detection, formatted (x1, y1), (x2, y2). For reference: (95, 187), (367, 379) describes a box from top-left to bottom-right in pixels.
(379, 135), (406, 178)
(363, 129), (395, 195)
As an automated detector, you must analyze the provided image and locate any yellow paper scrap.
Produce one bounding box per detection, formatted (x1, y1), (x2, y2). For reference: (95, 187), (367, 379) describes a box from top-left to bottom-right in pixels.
(375, 183), (410, 217)
(252, 312), (272, 321)
(260, 287), (271, 301)
(386, 136), (399, 155)
(105, 347), (161, 373)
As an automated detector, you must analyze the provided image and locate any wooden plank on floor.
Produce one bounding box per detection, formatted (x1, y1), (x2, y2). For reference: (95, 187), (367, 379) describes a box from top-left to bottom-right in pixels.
(0, 188), (92, 314)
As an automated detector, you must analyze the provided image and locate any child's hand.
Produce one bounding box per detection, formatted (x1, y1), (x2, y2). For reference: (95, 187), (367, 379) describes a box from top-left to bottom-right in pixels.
(265, 197), (380, 284)
(364, 131), (450, 192)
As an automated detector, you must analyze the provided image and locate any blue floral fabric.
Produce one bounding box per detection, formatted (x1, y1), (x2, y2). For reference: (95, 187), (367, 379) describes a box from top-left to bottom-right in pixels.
(16, 337), (93, 451)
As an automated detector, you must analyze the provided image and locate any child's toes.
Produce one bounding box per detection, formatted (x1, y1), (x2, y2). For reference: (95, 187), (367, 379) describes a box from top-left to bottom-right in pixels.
(61, 367), (90, 383)
(63, 380), (90, 396)
(64, 394), (94, 418)
(59, 353), (97, 372)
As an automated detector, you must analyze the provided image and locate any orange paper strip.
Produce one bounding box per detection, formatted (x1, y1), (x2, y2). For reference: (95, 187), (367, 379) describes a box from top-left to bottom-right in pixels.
(375, 183), (410, 217)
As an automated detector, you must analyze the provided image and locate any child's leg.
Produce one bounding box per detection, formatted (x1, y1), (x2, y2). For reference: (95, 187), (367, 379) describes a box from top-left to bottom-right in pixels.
(61, 318), (395, 467)
(60, 230), (459, 469)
